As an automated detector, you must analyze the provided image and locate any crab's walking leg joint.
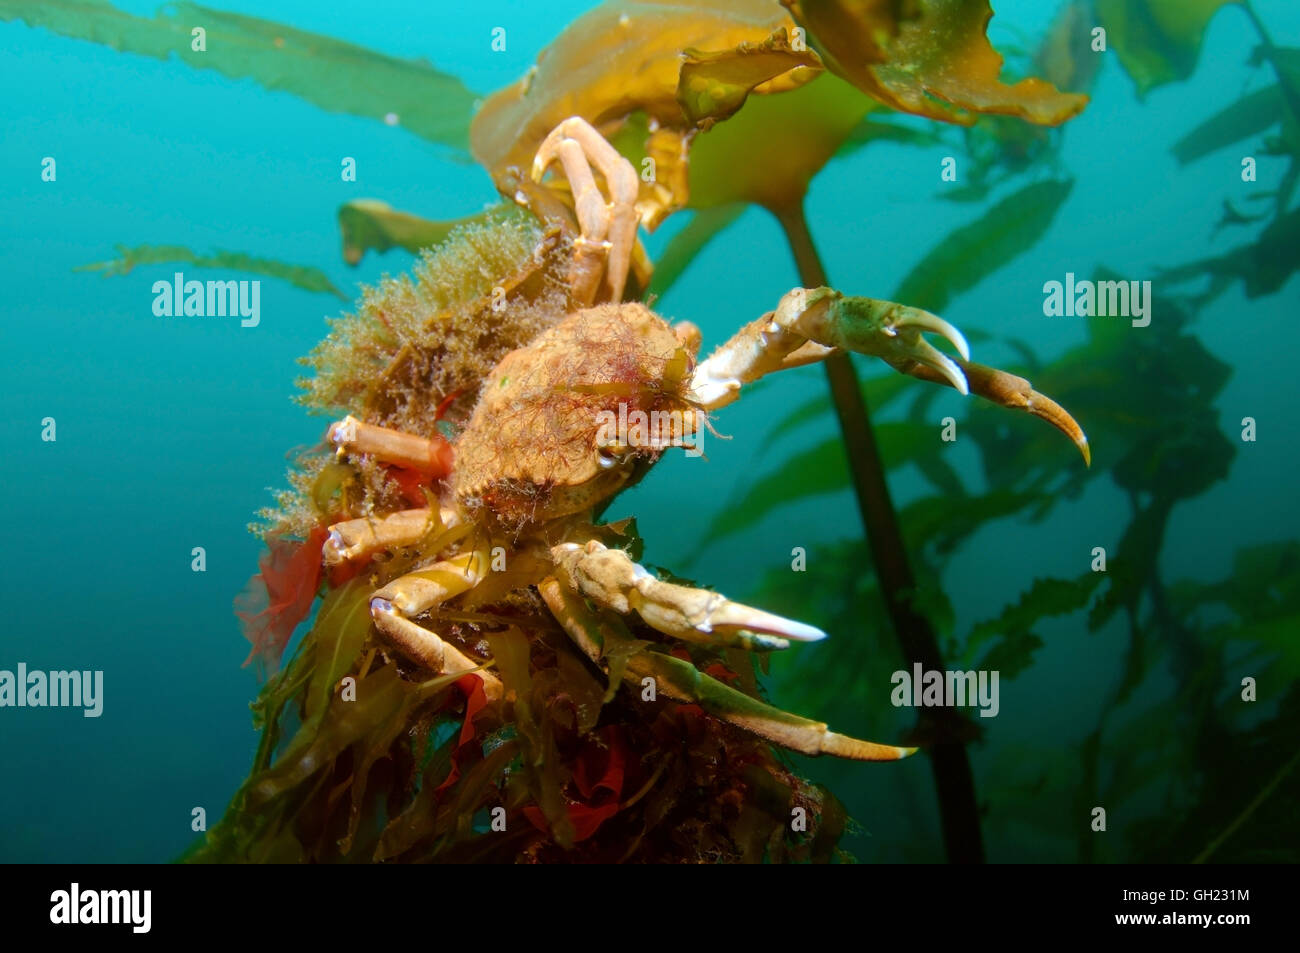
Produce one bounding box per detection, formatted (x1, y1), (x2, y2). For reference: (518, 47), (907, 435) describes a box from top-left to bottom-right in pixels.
(328, 415), (454, 477)
(551, 540), (823, 652)
(369, 549), (503, 700)
(539, 577), (915, 761)
(532, 117), (639, 306)
(689, 287), (1090, 461)
(323, 507), (460, 566)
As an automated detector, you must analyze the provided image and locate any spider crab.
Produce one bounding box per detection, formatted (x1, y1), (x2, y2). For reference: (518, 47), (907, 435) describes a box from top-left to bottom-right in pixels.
(275, 117), (1087, 766)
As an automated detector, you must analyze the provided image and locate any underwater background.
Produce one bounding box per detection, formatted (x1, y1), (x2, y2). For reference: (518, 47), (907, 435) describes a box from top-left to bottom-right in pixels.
(2, 0), (1297, 863)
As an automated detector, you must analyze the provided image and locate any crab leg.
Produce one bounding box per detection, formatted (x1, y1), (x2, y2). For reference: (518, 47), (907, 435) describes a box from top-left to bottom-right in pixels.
(328, 414), (454, 477)
(532, 117), (640, 306)
(323, 506), (460, 566)
(551, 540), (821, 652)
(689, 287), (1089, 462)
(539, 576), (914, 761)
(368, 548), (502, 700)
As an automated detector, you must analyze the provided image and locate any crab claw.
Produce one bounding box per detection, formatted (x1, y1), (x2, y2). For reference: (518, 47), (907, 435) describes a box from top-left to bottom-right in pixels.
(706, 602), (827, 645)
(832, 297), (973, 394)
(689, 286), (1089, 462)
(906, 359), (1091, 466)
(539, 576), (918, 762)
(966, 362), (1092, 466)
(774, 289), (974, 395)
(885, 315), (972, 396)
(552, 540), (825, 652)
(777, 289), (1087, 462)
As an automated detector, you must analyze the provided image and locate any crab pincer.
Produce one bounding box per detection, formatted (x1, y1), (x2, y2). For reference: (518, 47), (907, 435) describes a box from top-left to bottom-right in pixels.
(689, 286), (1090, 462)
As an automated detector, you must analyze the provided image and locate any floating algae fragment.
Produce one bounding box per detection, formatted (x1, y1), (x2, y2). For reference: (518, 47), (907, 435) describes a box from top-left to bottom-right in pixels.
(76, 244), (347, 298)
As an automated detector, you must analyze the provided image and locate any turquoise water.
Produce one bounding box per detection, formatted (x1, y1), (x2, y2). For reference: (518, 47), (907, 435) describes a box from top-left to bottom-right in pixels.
(2, 0), (1296, 862)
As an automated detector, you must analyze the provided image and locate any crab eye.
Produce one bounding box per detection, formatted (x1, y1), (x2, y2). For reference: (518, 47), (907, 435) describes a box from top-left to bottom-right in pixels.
(597, 445), (623, 469)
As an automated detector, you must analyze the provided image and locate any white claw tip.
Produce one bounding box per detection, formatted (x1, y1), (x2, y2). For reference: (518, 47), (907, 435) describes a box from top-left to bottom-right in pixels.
(785, 620), (828, 643)
(949, 326), (971, 363)
(900, 311), (971, 362)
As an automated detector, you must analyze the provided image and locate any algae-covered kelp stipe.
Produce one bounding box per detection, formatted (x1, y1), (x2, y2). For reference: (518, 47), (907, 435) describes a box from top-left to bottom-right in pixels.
(2, 0), (1298, 885)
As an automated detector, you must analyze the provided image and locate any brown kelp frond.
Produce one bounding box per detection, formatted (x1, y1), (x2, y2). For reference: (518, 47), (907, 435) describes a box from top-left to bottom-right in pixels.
(297, 203), (571, 438)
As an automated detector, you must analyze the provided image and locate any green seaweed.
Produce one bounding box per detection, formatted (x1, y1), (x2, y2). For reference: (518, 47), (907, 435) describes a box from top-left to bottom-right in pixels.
(894, 179), (1074, 314)
(0, 0), (476, 152)
(1097, 0), (1240, 98)
(76, 244), (347, 298)
(337, 201), (499, 267)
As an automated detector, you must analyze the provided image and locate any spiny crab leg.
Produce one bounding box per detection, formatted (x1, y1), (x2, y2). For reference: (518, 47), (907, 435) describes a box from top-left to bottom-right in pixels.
(539, 576), (915, 761)
(551, 540), (823, 652)
(368, 548), (503, 701)
(689, 287), (1089, 462)
(531, 116), (640, 306)
(328, 414), (454, 477)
